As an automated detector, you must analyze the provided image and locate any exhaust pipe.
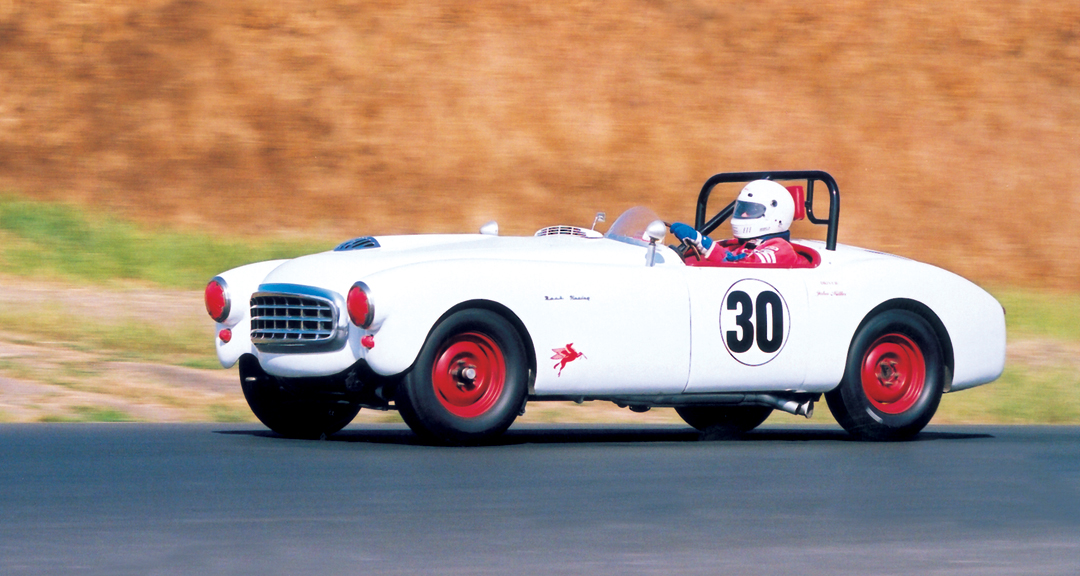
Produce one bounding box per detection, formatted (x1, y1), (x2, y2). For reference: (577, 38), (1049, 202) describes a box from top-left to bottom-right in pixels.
(606, 392), (816, 419)
(748, 394), (814, 418)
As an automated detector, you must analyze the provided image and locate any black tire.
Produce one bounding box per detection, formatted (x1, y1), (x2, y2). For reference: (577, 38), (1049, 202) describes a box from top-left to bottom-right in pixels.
(396, 309), (528, 445)
(675, 406), (773, 438)
(239, 355), (361, 439)
(825, 309), (945, 441)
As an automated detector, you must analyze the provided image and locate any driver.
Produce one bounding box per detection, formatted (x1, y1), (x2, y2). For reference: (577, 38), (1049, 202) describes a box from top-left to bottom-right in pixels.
(670, 179), (801, 266)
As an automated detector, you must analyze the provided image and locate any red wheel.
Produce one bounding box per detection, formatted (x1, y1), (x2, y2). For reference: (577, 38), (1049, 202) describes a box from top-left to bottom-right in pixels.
(396, 309), (528, 445)
(431, 332), (507, 418)
(826, 309), (945, 441)
(860, 333), (926, 414)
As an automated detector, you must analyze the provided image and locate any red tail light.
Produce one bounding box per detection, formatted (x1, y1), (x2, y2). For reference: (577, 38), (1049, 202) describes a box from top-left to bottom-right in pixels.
(205, 277), (231, 323)
(347, 282), (374, 328)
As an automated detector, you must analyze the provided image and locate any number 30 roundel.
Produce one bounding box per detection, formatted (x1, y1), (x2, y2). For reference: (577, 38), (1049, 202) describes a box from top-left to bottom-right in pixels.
(719, 279), (791, 366)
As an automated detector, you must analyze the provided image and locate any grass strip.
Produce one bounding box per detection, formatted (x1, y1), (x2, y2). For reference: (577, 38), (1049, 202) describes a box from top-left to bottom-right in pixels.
(993, 287), (1080, 341)
(0, 304), (214, 367)
(0, 193), (328, 290)
(38, 406), (136, 423)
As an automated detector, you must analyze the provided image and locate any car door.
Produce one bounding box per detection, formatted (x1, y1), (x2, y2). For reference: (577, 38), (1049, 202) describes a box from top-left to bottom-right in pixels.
(681, 266), (812, 392)
(526, 261), (692, 396)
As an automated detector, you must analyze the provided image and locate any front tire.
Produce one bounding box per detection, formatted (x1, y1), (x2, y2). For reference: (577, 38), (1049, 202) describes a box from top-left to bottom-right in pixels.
(239, 355), (361, 439)
(396, 309), (528, 445)
(825, 309), (945, 441)
(675, 406), (773, 438)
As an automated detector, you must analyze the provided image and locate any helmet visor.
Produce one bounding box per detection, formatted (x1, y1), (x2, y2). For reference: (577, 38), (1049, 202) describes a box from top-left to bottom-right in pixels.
(733, 200), (766, 219)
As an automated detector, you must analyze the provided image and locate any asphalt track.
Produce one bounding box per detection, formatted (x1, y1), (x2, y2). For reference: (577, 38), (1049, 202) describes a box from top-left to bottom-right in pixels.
(1, 423), (1077, 576)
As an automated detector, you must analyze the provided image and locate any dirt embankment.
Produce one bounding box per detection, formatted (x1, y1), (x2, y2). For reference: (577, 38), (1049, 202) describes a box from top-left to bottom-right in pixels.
(1, 1), (1078, 288)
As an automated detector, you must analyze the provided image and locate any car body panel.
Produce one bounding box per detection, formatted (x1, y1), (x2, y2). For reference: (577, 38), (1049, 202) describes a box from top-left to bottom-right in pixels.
(210, 231), (1004, 397)
(212, 259), (288, 369)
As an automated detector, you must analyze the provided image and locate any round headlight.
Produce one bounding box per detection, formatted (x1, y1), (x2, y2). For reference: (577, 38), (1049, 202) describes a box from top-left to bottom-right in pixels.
(205, 277), (231, 323)
(347, 282), (374, 328)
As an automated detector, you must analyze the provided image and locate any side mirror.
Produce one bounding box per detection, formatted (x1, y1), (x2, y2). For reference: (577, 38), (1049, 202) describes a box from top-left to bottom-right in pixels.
(591, 212), (606, 230)
(645, 220), (667, 267)
(479, 221), (499, 236)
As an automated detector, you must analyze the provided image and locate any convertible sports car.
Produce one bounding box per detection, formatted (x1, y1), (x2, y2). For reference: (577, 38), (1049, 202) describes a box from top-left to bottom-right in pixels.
(205, 171), (1005, 444)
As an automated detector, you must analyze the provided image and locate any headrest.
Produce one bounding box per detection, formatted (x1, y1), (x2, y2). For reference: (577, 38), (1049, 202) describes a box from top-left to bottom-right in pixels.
(786, 186), (806, 220)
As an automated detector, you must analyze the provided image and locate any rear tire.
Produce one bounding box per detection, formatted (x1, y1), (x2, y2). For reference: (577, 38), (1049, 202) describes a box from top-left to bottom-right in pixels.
(239, 355), (360, 439)
(825, 309), (945, 441)
(675, 406), (773, 438)
(396, 309), (528, 445)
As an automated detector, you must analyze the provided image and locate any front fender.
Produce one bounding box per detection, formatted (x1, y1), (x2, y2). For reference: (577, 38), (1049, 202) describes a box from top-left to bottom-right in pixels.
(356, 260), (539, 376)
(211, 260), (288, 368)
(358, 254), (692, 397)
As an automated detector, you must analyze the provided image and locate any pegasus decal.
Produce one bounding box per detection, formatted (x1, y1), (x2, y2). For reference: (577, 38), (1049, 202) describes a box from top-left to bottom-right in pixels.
(551, 344), (586, 376)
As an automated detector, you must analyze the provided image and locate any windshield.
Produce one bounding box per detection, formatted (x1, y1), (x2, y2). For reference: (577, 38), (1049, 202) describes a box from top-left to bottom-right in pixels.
(604, 206), (664, 246)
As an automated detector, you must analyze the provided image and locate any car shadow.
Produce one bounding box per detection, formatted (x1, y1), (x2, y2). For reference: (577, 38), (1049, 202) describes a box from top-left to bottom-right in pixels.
(215, 424), (993, 446)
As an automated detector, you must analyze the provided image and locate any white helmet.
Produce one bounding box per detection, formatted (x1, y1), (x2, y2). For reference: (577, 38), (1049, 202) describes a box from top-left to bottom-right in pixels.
(731, 180), (795, 239)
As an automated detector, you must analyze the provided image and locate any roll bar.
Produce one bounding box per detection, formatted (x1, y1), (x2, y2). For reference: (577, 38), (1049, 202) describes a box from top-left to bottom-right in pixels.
(694, 170), (841, 251)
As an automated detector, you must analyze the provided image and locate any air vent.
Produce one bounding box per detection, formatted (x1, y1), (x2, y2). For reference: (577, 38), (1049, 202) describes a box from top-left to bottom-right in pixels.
(334, 236), (380, 251)
(535, 226), (604, 239)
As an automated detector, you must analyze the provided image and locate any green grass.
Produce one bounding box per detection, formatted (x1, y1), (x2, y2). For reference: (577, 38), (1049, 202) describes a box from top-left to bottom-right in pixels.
(0, 193), (329, 290)
(38, 406), (136, 423)
(0, 304), (212, 366)
(206, 404), (256, 423)
(992, 287), (1080, 341)
(939, 364), (1080, 424)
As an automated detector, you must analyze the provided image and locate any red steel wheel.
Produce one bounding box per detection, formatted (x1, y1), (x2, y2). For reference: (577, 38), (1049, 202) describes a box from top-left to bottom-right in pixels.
(860, 333), (926, 415)
(396, 309), (528, 445)
(826, 308), (945, 441)
(431, 332), (507, 418)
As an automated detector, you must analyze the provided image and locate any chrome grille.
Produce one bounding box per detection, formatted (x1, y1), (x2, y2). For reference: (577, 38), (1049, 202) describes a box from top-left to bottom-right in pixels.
(250, 285), (347, 352)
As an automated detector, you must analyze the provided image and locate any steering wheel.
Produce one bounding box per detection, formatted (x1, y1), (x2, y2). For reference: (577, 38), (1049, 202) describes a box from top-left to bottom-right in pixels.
(680, 236), (703, 259)
(669, 223), (703, 260)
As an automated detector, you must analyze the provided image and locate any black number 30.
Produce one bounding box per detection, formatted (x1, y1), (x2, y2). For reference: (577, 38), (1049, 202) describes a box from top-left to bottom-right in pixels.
(725, 290), (784, 354)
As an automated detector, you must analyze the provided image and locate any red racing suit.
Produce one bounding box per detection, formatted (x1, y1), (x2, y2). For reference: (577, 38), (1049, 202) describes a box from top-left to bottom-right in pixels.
(685, 235), (802, 267)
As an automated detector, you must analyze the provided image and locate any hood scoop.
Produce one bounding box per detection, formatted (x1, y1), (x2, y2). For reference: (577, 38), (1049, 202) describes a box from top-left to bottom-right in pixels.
(334, 236), (381, 251)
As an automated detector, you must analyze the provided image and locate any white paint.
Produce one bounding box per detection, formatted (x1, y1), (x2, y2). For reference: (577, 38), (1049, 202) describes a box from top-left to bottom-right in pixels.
(210, 225), (1005, 398)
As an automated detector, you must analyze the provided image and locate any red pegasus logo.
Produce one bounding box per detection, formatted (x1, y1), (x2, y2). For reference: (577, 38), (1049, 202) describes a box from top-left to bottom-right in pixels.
(551, 344), (586, 376)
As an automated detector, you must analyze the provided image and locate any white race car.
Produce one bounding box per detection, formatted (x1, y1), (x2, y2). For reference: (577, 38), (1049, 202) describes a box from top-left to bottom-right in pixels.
(205, 171), (1005, 444)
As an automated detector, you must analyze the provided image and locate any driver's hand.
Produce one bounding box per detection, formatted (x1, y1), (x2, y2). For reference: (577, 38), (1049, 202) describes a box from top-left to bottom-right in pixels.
(670, 222), (714, 255)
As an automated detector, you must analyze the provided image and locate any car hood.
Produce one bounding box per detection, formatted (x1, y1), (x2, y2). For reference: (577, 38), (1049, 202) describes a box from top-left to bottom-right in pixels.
(259, 233), (664, 290)
(258, 234), (929, 294)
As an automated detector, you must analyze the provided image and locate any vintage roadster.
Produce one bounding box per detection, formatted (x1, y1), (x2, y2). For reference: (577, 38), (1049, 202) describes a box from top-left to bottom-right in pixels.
(205, 171), (1005, 443)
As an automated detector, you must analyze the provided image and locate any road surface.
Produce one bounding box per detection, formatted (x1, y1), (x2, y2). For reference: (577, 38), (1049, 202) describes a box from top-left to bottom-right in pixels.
(1, 423), (1077, 575)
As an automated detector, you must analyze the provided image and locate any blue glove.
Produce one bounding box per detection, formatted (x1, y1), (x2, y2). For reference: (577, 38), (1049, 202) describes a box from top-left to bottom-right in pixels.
(670, 222), (714, 254)
(724, 251), (748, 262)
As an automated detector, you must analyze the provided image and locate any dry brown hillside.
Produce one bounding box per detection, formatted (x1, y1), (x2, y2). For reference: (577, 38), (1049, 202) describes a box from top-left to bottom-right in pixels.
(1, 0), (1078, 288)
